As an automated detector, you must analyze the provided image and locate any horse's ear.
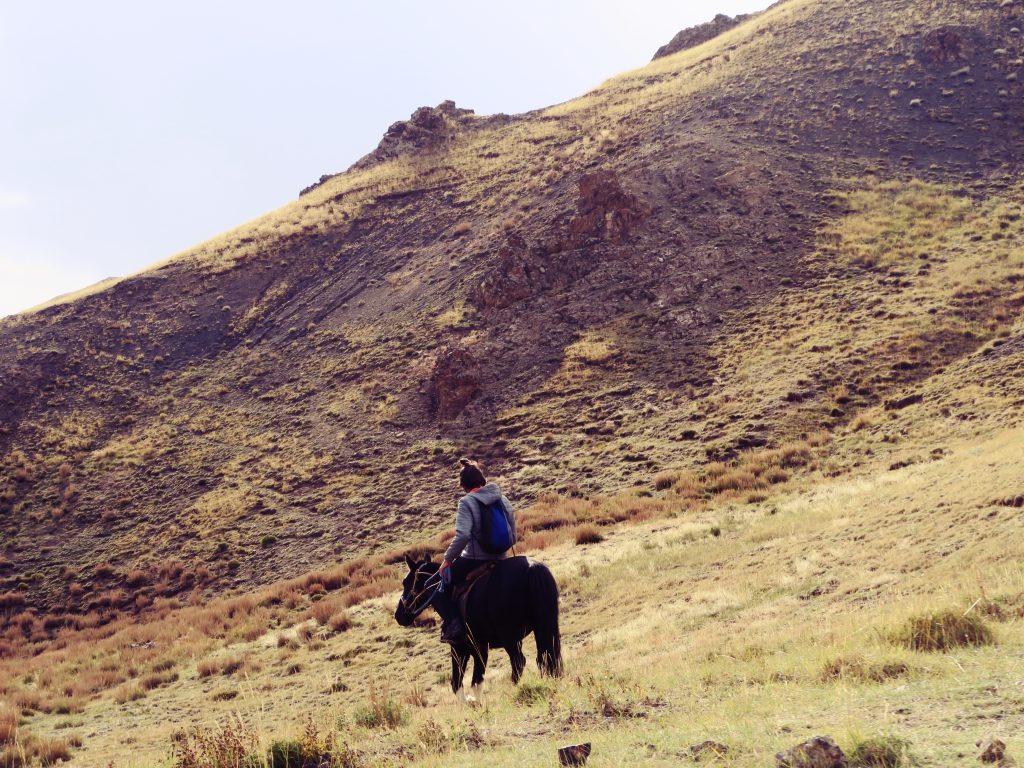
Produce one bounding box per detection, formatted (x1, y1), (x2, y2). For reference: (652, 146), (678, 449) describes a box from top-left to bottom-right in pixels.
(405, 555), (417, 571)
(425, 554), (433, 564)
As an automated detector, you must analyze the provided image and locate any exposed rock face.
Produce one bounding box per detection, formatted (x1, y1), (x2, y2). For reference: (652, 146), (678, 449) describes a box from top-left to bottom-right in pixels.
(472, 171), (646, 311)
(653, 13), (750, 60)
(920, 26), (977, 64)
(428, 347), (481, 420)
(566, 171), (645, 248)
(473, 232), (534, 311)
(775, 736), (848, 768)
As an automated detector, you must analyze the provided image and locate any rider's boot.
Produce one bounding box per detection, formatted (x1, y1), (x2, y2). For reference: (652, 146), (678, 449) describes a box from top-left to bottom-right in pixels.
(432, 591), (466, 644)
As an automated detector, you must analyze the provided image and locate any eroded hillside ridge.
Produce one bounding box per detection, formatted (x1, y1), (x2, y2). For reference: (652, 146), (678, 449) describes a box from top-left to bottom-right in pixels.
(652, 12), (753, 60)
(0, 0), (1022, 623)
(301, 100), (511, 195)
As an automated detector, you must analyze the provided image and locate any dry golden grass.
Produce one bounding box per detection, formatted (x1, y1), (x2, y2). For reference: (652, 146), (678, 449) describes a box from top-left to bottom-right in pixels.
(573, 524), (604, 545)
(0, 707), (16, 745)
(823, 179), (974, 268)
(0, 701), (74, 766)
(562, 336), (618, 368)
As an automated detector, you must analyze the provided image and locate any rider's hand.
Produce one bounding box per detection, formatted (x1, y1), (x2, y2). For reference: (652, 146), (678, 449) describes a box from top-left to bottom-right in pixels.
(439, 559), (452, 573)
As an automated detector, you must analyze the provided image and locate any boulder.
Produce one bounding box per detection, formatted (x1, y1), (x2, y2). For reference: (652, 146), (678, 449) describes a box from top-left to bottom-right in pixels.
(976, 735), (1008, 764)
(775, 736), (848, 768)
(919, 26), (982, 65)
(557, 743), (591, 766)
(690, 740), (730, 761)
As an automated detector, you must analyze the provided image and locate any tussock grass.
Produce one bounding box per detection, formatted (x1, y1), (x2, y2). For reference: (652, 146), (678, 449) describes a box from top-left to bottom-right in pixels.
(414, 719), (483, 756)
(0, 706), (73, 766)
(195, 659), (219, 679)
(819, 655), (911, 684)
(563, 335), (618, 368)
(892, 609), (994, 652)
(0, 708), (16, 746)
(171, 715), (259, 768)
(512, 681), (554, 706)
(573, 524), (604, 545)
(0, 435), (834, 723)
(824, 180), (973, 269)
(327, 612), (353, 634)
(7, 221), (1024, 767)
(113, 683), (146, 704)
(353, 686), (406, 729)
(847, 733), (912, 767)
(414, 718), (450, 755)
(655, 436), (822, 502)
(11, 425), (1024, 767)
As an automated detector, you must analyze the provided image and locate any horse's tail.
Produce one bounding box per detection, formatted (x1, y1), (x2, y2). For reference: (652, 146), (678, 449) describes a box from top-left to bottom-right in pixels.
(528, 562), (563, 677)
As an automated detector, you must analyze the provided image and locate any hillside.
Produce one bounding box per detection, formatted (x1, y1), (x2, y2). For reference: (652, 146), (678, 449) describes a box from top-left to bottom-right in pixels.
(1, 0), (1024, 765)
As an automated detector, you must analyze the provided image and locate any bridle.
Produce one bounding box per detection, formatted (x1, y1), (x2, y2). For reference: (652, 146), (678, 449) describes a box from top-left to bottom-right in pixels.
(399, 567), (442, 620)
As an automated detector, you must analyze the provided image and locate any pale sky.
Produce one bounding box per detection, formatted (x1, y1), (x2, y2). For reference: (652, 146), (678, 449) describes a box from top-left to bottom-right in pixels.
(1, 1), (769, 318)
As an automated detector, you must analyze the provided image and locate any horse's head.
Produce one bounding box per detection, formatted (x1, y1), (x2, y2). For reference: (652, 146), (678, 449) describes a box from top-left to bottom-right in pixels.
(394, 555), (440, 627)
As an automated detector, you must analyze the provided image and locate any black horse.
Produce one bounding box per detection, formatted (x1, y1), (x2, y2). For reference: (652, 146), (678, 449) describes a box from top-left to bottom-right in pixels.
(394, 555), (562, 701)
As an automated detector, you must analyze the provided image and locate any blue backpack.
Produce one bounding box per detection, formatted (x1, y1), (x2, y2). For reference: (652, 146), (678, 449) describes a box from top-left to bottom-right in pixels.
(473, 497), (516, 554)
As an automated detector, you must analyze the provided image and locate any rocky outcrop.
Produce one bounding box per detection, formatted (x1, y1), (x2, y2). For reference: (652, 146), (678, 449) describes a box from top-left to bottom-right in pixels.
(300, 101), (488, 195)
(472, 233), (534, 311)
(653, 13), (750, 60)
(472, 171), (646, 311)
(351, 100), (476, 172)
(776, 736), (848, 768)
(428, 347), (481, 420)
(300, 174), (339, 196)
(565, 171), (645, 249)
(920, 26), (978, 64)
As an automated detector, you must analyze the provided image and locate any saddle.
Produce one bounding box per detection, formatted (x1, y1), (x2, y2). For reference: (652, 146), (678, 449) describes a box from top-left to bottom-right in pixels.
(452, 561), (498, 622)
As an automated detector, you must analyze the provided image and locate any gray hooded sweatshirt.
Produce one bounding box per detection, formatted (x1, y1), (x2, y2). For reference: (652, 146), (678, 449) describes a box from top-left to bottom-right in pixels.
(443, 482), (517, 562)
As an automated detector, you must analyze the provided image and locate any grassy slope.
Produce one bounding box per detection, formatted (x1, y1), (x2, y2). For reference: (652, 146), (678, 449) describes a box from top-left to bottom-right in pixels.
(2, 0), (1024, 764)
(26, 394), (1024, 767)
(5, 174), (1023, 766)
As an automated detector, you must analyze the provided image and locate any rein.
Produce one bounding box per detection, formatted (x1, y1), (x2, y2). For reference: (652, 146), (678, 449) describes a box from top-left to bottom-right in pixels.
(400, 570), (442, 620)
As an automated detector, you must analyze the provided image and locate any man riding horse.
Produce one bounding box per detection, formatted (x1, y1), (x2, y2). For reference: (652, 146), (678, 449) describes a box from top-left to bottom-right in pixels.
(394, 459), (562, 699)
(433, 458), (517, 643)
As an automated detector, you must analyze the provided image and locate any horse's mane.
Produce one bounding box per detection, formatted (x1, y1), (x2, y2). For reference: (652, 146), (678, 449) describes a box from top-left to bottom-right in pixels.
(416, 559), (440, 574)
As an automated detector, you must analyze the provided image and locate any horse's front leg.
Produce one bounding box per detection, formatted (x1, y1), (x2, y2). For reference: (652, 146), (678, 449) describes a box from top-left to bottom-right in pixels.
(468, 645), (489, 706)
(450, 646), (470, 700)
(506, 642), (526, 684)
